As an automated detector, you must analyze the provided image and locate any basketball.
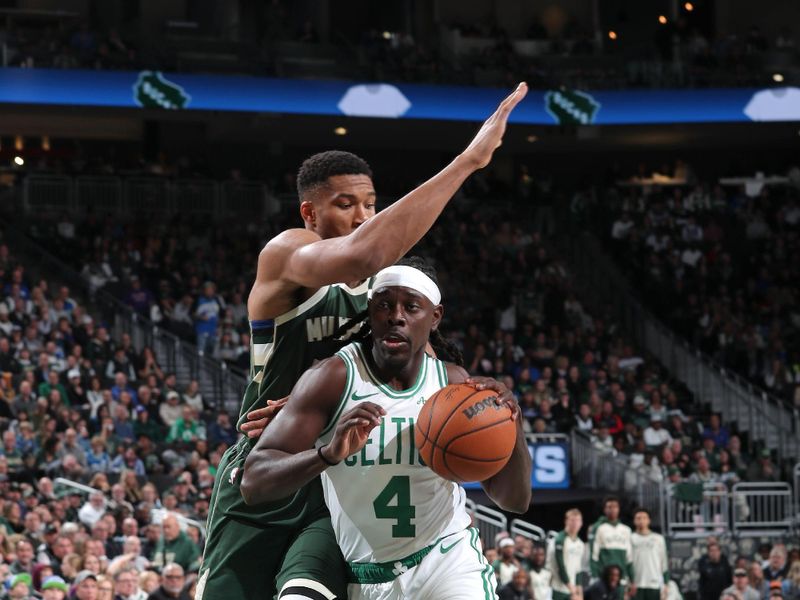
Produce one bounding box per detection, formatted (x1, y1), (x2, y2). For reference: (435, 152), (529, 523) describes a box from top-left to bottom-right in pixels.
(415, 383), (516, 483)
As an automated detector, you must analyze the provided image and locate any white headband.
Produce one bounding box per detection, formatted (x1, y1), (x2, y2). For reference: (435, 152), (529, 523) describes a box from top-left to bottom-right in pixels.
(371, 265), (441, 305)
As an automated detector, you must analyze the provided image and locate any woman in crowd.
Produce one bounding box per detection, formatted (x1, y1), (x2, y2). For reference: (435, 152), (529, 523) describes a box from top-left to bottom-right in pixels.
(121, 469), (144, 504)
(783, 562), (800, 600)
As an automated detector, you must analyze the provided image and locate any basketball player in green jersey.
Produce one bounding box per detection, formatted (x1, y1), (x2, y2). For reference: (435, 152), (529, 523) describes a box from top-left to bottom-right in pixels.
(240, 259), (532, 599)
(198, 83), (529, 600)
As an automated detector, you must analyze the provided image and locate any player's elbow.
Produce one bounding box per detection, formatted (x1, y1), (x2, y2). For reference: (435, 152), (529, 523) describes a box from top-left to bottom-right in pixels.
(500, 487), (532, 514)
(484, 479), (531, 514)
(240, 455), (273, 505)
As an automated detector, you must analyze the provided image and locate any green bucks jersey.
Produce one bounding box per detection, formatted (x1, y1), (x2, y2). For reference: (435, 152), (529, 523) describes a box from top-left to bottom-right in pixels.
(318, 342), (471, 564)
(237, 281), (371, 432)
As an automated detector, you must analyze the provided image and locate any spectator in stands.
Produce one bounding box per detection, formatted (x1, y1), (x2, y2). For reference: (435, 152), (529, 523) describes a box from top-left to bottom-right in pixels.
(111, 565), (147, 600)
(782, 562), (800, 600)
(749, 562), (771, 599)
(133, 407), (161, 443)
(193, 282), (222, 355)
(41, 575), (69, 600)
(493, 537), (521, 586)
(147, 562), (190, 600)
(207, 413), (236, 448)
(166, 407), (201, 444)
(8, 573), (33, 600)
(78, 491), (106, 527)
(73, 570), (99, 600)
(747, 449), (780, 482)
(159, 393), (182, 428)
(724, 567), (761, 600)
(589, 497), (633, 582)
(703, 414), (729, 448)
(497, 568), (533, 600)
(698, 540), (733, 600)
(689, 457), (718, 484)
(585, 565), (624, 600)
(766, 546), (789, 582)
(643, 415), (671, 449)
(10, 538), (36, 575)
(150, 515), (199, 573)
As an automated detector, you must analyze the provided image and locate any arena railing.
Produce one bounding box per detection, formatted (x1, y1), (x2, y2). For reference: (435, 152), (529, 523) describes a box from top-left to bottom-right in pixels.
(52, 477), (206, 537)
(561, 233), (800, 462)
(570, 430), (665, 527)
(23, 174), (274, 216)
(665, 482), (730, 540)
(665, 480), (796, 540)
(731, 482), (794, 538)
(471, 504), (508, 550)
(4, 223), (247, 413)
(509, 519), (550, 544)
(795, 463), (800, 518)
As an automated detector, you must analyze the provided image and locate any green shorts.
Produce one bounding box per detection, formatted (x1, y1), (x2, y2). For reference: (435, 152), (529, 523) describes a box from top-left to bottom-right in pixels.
(198, 438), (348, 600)
(634, 588), (662, 600)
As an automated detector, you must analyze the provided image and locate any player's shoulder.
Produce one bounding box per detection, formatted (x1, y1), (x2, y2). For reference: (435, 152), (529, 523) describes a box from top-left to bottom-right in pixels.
(295, 354), (348, 394)
(444, 362), (469, 383)
(261, 228), (322, 260)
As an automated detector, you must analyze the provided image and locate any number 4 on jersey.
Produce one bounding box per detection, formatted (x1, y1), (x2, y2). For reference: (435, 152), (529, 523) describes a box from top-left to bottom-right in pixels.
(373, 476), (416, 537)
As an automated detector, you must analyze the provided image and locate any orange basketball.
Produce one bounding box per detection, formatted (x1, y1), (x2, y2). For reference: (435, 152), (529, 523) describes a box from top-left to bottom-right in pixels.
(415, 383), (516, 483)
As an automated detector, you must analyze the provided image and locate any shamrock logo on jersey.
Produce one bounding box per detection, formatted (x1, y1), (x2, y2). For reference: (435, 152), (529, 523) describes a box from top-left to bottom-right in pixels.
(392, 562), (409, 576)
(133, 71), (191, 109)
(544, 88), (600, 125)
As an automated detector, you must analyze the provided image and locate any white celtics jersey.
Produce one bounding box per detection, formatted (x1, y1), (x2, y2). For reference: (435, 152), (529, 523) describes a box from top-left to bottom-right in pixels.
(318, 341), (472, 564)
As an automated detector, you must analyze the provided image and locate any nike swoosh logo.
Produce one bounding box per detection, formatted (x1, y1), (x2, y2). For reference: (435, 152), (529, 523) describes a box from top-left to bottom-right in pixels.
(440, 538), (463, 554)
(351, 391), (379, 401)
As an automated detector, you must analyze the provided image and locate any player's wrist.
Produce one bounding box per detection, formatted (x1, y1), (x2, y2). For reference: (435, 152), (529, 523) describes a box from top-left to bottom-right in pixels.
(452, 152), (481, 175)
(317, 444), (341, 467)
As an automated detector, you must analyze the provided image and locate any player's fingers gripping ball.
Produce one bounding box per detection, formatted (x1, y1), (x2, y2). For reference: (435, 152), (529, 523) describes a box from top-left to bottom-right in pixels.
(415, 383), (516, 482)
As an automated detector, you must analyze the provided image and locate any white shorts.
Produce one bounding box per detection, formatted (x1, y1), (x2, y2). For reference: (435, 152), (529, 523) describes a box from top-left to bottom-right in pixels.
(348, 528), (498, 600)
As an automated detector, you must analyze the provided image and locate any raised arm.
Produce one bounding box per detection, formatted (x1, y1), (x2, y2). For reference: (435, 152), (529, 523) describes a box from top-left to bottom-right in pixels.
(240, 357), (385, 505)
(447, 365), (532, 513)
(271, 83), (529, 289)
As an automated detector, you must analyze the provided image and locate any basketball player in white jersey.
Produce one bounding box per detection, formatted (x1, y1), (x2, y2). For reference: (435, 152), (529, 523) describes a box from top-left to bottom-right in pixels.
(241, 258), (532, 599)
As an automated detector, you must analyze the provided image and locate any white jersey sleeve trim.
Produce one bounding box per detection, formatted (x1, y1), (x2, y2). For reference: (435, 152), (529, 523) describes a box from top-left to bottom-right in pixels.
(274, 285), (331, 326)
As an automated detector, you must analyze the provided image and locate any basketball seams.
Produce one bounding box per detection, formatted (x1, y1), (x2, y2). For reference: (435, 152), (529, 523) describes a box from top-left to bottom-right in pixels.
(414, 384), (515, 483)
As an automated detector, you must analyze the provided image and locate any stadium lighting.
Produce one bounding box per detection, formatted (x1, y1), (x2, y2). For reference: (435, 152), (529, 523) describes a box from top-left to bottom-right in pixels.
(526, 135), (539, 143)
(382, 31), (392, 40)
(608, 31), (618, 40)
(333, 126), (348, 136)
(13, 156), (24, 166)
(658, 15), (668, 24)
(772, 73), (784, 83)
(684, 2), (694, 10)
(14, 135), (23, 151)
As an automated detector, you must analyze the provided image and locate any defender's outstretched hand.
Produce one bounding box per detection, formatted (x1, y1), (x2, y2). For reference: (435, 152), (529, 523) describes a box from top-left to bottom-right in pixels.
(460, 82), (528, 170)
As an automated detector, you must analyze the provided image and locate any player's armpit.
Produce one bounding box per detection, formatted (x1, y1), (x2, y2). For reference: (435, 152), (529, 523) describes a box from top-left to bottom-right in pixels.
(239, 357), (347, 505)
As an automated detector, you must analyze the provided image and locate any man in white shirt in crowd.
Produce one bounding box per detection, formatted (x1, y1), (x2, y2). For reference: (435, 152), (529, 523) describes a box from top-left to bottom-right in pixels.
(643, 415), (672, 449)
(78, 491), (106, 527)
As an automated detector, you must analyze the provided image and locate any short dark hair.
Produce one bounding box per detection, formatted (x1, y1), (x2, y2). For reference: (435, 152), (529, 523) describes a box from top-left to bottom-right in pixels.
(603, 495), (620, 507)
(633, 507), (650, 518)
(296, 151), (372, 199)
